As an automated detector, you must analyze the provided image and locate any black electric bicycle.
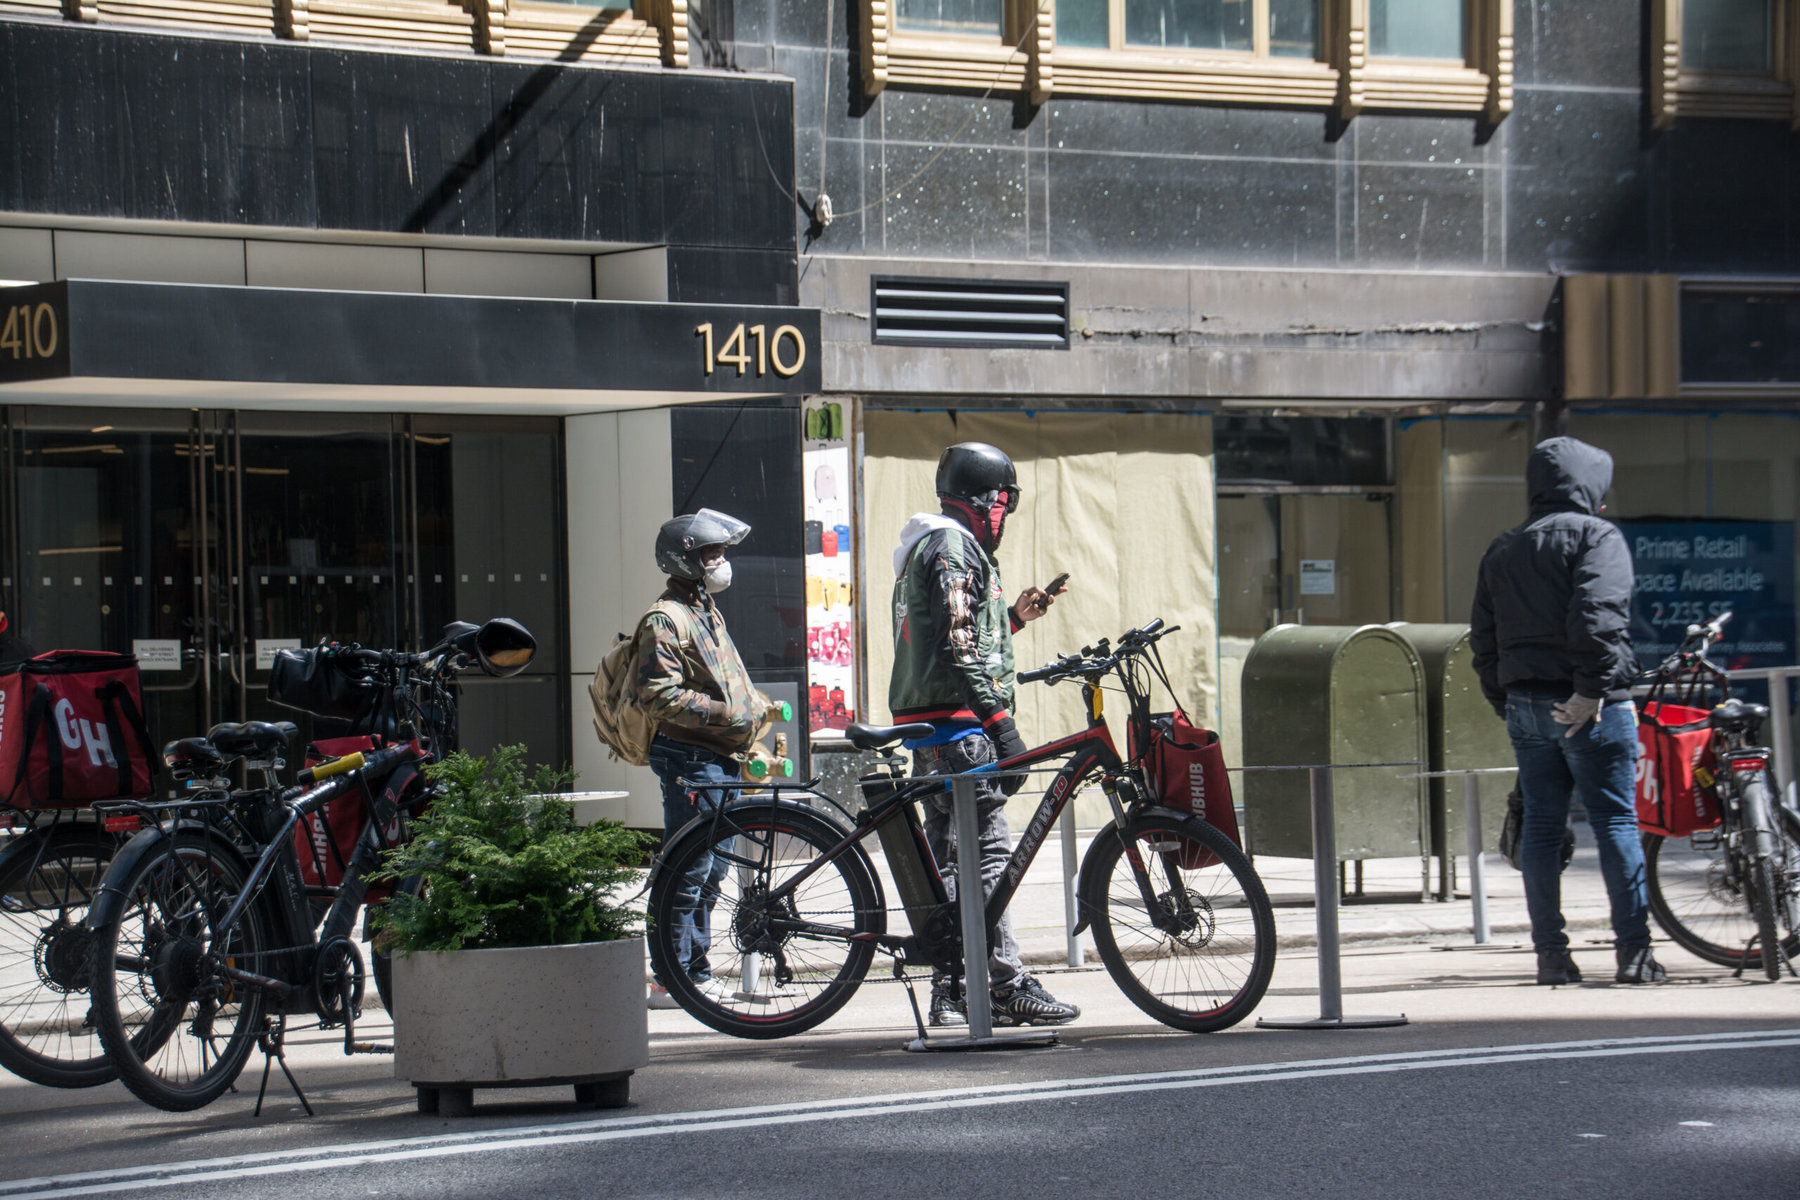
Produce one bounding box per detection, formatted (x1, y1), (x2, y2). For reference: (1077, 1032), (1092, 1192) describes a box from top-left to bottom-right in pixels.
(646, 619), (1276, 1039)
(1640, 614), (1800, 980)
(85, 618), (535, 1112)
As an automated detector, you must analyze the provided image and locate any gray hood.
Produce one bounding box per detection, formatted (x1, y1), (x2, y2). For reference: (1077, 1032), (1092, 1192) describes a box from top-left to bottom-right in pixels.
(1527, 436), (1613, 517)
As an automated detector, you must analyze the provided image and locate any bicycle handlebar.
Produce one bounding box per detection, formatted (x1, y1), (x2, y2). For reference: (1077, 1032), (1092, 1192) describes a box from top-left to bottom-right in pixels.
(1018, 618), (1179, 685)
(298, 751), (365, 786)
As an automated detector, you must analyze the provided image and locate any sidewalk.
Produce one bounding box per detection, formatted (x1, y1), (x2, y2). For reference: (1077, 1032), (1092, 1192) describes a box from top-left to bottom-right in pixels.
(905, 821), (1620, 970)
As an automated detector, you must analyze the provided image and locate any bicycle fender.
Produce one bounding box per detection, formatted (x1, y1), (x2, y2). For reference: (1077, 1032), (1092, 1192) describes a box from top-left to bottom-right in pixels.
(1071, 807), (1223, 937)
(86, 821), (249, 931)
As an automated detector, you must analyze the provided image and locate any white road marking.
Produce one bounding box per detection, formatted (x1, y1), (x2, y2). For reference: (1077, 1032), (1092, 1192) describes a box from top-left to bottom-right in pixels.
(1679, 1121), (1715, 1128)
(4, 1027), (1796, 1200)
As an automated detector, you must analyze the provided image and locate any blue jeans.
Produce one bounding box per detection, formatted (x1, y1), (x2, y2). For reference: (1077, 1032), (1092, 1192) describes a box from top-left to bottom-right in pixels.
(648, 735), (738, 984)
(1505, 692), (1649, 953)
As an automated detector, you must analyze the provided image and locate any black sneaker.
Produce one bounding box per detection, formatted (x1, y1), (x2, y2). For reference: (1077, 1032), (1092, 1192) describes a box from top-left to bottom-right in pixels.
(1536, 948), (1582, 985)
(928, 991), (967, 1028)
(1615, 946), (1667, 984)
(991, 974), (1080, 1026)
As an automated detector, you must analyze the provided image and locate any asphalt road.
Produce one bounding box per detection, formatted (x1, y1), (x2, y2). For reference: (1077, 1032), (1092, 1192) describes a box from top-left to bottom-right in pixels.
(2, 1027), (1795, 1200)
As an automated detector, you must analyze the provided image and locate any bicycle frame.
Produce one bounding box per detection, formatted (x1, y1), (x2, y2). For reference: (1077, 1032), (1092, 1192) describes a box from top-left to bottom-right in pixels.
(691, 683), (1127, 970)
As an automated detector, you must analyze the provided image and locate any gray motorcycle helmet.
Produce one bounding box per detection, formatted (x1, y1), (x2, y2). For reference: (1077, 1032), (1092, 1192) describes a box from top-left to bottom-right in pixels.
(656, 508), (751, 581)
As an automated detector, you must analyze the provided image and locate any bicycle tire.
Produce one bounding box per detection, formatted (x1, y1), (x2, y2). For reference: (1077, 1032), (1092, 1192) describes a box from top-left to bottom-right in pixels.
(647, 803), (882, 1039)
(1747, 854), (1782, 980)
(1644, 811), (1800, 968)
(0, 826), (119, 1088)
(1082, 812), (1276, 1033)
(90, 834), (269, 1112)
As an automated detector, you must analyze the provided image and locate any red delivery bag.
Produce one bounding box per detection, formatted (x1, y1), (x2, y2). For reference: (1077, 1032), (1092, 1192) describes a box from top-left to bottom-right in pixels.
(1131, 710), (1242, 869)
(294, 735), (423, 902)
(0, 651), (157, 809)
(1636, 701), (1721, 838)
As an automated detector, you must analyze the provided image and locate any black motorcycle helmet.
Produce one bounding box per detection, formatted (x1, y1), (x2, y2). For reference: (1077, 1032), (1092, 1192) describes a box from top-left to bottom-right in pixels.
(656, 508), (750, 581)
(935, 442), (1020, 517)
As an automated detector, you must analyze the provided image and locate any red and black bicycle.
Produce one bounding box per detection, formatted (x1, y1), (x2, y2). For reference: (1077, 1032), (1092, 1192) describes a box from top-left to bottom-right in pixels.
(646, 619), (1276, 1038)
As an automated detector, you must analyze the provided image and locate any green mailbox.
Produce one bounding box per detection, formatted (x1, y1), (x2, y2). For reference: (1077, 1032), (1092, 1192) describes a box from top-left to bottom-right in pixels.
(1240, 625), (1428, 869)
(1389, 623), (1513, 897)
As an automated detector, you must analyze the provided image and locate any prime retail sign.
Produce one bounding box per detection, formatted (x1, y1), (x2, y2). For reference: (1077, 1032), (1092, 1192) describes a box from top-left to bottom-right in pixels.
(1620, 519), (1796, 669)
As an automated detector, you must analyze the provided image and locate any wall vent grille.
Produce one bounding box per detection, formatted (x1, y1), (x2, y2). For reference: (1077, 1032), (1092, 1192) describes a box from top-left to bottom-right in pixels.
(871, 277), (1069, 350)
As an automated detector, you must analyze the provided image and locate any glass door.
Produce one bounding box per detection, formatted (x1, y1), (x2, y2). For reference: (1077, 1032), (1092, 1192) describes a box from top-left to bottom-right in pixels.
(5, 407), (567, 773)
(1217, 491), (1394, 636)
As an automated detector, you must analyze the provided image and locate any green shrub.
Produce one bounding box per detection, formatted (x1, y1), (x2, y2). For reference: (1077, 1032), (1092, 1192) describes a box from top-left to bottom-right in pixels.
(371, 745), (653, 954)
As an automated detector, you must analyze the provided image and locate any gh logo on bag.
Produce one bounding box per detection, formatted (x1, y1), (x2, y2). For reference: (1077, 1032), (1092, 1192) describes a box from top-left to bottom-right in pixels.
(55, 697), (117, 768)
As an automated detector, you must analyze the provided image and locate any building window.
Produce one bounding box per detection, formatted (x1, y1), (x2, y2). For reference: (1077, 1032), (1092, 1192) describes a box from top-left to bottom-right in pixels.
(1053, 0), (1320, 57)
(1681, 0), (1771, 72)
(1368, 0), (1463, 60)
(860, 0), (1509, 122)
(897, 0), (1005, 37)
(1650, 0), (1797, 127)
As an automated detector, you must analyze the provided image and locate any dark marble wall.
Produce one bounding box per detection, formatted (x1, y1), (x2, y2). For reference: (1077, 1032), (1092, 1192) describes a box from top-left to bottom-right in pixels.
(0, 22), (799, 300)
(709, 0), (1800, 275)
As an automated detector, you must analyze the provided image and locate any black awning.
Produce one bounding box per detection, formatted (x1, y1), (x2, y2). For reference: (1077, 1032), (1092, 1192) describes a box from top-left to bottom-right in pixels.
(0, 280), (820, 411)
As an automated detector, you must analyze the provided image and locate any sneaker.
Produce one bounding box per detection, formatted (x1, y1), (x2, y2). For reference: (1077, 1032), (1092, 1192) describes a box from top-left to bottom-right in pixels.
(928, 991), (968, 1028)
(991, 974), (1080, 1026)
(1615, 946), (1667, 984)
(1536, 949), (1582, 985)
(693, 976), (735, 1004)
(648, 984), (680, 1010)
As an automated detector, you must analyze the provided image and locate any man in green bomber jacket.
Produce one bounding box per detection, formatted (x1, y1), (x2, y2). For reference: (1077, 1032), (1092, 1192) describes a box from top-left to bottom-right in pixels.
(890, 441), (1078, 1029)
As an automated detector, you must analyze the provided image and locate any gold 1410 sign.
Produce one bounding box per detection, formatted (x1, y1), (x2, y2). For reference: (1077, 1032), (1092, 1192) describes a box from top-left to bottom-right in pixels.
(696, 322), (806, 378)
(1, 302), (58, 361)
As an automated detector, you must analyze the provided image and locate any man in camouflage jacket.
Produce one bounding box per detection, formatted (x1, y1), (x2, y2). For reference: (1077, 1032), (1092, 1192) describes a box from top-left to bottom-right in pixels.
(889, 442), (1078, 1028)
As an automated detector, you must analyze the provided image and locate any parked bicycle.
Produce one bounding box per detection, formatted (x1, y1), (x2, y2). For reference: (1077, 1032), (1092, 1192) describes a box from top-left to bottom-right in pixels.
(646, 619), (1276, 1039)
(1638, 613), (1799, 980)
(84, 618), (535, 1112)
(0, 812), (127, 1087)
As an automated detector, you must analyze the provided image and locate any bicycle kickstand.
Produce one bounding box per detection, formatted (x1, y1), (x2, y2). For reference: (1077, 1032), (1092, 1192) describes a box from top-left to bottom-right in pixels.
(254, 1016), (315, 1118)
(890, 954), (930, 1044)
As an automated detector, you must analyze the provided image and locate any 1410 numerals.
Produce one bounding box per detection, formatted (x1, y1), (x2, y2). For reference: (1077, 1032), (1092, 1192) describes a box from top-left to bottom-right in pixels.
(696, 322), (806, 379)
(0, 303), (57, 361)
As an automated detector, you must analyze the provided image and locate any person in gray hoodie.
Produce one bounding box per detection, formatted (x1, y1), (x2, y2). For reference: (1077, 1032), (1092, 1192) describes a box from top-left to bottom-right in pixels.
(1471, 436), (1664, 986)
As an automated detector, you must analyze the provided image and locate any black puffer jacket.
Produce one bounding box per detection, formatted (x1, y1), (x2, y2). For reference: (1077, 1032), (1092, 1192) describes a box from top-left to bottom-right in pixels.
(1469, 437), (1637, 715)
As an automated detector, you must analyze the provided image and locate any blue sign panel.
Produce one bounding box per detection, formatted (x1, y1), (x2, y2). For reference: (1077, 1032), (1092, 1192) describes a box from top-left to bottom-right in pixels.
(1618, 520), (1796, 671)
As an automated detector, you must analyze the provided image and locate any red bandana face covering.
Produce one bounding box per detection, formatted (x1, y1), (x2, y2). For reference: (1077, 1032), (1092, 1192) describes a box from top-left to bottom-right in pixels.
(943, 498), (1006, 552)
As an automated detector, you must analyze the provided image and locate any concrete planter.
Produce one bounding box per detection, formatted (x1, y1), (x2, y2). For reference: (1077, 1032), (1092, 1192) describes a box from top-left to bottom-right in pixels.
(392, 936), (650, 1116)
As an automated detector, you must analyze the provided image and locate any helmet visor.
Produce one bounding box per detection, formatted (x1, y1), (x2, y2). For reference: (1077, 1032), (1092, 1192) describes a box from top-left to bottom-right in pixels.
(693, 508), (752, 548)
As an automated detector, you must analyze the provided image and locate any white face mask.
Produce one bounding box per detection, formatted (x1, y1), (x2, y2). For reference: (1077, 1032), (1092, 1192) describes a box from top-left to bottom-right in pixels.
(703, 559), (733, 593)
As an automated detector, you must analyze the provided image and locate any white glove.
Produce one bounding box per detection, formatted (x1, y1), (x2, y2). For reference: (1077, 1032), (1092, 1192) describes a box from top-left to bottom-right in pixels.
(1551, 694), (1603, 737)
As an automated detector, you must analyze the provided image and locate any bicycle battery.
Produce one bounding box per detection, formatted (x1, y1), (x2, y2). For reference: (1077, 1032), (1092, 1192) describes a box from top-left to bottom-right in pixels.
(862, 774), (946, 935)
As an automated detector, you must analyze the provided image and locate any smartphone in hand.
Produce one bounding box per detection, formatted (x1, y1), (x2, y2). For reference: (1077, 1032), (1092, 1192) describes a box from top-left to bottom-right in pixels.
(1036, 572), (1070, 610)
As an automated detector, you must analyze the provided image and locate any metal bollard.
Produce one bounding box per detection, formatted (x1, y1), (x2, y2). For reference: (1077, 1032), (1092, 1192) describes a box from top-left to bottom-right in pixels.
(1258, 765), (1407, 1031)
(906, 771), (1057, 1051)
(1463, 773), (1490, 945)
(1061, 802), (1083, 967)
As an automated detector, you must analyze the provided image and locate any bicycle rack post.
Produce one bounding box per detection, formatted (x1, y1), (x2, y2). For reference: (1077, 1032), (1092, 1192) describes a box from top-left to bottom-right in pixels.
(906, 771), (1058, 1052)
(1463, 772), (1490, 945)
(1258, 765), (1408, 1031)
(1061, 802), (1083, 967)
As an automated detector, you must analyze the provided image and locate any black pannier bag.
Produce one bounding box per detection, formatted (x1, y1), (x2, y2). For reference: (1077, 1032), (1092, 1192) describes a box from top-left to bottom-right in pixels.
(266, 647), (378, 722)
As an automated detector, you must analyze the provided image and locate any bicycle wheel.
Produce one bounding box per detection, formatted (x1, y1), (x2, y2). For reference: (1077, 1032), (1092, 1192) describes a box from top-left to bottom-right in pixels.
(0, 826), (118, 1088)
(1747, 855), (1782, 980)
(90, 834), (269, 1111)
(1083, 812), (1276, 1033)
(1645, 822), (1800, 969)
(647, 803), (882, 1039)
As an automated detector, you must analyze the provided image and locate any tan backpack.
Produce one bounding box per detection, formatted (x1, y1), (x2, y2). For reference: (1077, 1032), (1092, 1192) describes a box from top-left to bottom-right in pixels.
(588, 601), (680, 767)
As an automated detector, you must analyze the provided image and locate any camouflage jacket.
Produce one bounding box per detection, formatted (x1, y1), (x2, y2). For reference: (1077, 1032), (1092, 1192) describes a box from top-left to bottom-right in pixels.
(888, 515), (1017, 729)
(632, 579), (762, 756)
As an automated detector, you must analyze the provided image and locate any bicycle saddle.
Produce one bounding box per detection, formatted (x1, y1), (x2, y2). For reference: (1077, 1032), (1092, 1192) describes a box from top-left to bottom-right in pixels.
(843, 721), (936, 751)
(206, 720), (299, 759)
(1711, 698), (1769, 728)
(163, 736), (225, 779)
